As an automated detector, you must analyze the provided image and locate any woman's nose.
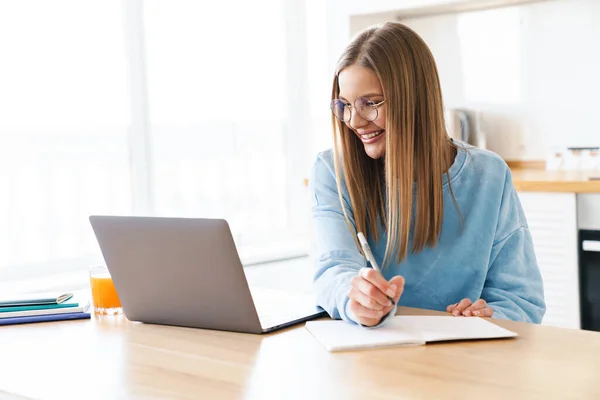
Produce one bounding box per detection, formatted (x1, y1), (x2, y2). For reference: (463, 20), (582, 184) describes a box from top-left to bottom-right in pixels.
(349, 108), (368, 130)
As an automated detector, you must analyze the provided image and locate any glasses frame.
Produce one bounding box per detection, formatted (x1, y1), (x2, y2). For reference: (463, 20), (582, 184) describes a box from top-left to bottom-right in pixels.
(330, 97), (386, 122)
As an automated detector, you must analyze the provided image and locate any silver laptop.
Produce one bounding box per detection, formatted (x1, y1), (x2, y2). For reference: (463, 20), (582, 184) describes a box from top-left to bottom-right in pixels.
(88, 215), (326, 334)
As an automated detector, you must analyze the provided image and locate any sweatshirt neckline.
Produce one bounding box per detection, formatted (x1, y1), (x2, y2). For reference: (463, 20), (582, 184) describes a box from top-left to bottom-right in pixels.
(443, 140), (469, 188)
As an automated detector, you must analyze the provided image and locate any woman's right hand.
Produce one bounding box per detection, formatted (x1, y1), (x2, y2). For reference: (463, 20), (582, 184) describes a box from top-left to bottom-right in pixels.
(348, 268), (405, 326)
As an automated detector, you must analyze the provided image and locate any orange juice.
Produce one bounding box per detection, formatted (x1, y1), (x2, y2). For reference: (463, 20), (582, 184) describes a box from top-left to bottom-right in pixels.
(89, 268), (122, 315)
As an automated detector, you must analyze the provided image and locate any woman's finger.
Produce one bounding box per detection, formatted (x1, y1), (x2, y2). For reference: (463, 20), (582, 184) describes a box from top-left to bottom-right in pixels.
(348, 298), (385, 323)
(388, 275), (405, 302)
(349, 286), (384, 311)
(355, 276), (392, 307)
(360, 268), (396, 299)
(472, 308), (494, 318)
(462, 299), (487, 316)
(446, 302), (458, 313)
(356, 315), (382, 327)
(451, 298), (472, 316)
(381, 304), (395, 317)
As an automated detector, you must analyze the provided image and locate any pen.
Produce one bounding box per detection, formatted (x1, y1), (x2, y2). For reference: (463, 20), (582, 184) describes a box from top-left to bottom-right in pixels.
(357, 232), (396, 306)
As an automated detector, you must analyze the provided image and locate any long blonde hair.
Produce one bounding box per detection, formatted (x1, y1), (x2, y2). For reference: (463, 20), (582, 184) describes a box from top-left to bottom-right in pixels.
(331, 22), (459, 267)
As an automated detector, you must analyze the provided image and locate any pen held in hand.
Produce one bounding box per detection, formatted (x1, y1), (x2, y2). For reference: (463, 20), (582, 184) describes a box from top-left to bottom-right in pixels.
(357, 232), (396, 306)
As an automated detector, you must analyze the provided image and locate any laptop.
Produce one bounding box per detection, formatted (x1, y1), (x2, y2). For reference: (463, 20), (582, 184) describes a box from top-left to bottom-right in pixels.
(88, 215), (326, 334)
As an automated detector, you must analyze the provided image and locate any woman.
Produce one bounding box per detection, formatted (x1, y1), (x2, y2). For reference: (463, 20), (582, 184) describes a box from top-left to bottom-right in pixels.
(310, 22), (545, 327)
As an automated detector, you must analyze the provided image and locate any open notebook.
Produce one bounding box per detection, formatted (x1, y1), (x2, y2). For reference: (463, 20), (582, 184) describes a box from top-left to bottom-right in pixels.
(305, 316), (517, 352)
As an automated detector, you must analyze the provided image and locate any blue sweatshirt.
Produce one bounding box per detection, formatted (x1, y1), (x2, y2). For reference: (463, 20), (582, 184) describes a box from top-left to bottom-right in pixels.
(310, 143), (546, 325)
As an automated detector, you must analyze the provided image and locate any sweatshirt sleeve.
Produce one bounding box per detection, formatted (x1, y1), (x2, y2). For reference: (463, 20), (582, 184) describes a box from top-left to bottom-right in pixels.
(481, 169), (546, 323)
(309, 152), (396, 325)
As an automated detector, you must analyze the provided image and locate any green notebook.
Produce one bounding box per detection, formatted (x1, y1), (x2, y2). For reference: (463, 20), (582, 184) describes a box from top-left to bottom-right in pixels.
(0, 301), (79, 313)
(0, 292), (73, 308)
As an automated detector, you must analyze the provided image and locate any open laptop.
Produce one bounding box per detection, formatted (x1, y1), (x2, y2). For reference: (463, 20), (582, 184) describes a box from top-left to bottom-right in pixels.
(88, 215), (326, 334)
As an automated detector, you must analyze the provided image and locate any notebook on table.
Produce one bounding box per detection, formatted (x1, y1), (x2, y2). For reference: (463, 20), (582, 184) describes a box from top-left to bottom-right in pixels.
(0, 292), (73, 307)
(0, 296), (90, 319)
(305, 316), (517, 352)
(0, 312), (91, 326)
(0, 291), (91, 326)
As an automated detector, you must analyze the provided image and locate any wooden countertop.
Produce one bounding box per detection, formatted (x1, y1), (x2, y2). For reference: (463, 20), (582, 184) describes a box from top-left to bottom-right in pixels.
(303, 161), (600, 193)
(510, 167), (600, 193)
(1, 307), (600, 399)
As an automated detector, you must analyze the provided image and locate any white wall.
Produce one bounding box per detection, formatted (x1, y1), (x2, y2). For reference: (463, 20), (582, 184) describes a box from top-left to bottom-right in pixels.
(347, 0), (600, 160)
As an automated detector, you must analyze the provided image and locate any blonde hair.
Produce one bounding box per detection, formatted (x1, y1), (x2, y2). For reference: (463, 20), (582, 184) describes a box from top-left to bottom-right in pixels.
(331, 22), (460, 267)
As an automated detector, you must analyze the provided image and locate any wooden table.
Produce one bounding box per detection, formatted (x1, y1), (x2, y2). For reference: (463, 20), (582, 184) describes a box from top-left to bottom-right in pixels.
(1, 307), (600, 400)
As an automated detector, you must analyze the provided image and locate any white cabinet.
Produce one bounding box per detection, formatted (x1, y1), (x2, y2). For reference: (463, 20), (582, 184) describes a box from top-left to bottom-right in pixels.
(517, 192), (580, 329)
(578, 194), (600, 231)
(344, 0), (549, 17)
(345, 0), (553, 24)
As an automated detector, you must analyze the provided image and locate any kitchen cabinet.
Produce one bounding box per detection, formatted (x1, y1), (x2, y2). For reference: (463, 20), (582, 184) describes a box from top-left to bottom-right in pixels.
(517, 192), (580, 329)
(345, 0), (553, 26)
(343, 0), (550, 17)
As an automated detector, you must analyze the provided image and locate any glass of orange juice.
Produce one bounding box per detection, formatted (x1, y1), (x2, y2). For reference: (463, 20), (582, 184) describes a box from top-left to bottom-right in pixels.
(89, 265), (123, 315)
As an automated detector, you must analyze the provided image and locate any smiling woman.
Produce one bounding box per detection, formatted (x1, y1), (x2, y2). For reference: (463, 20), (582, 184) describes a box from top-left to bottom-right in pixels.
(310, 22), (546, 328)
(334, 67), (388, 159)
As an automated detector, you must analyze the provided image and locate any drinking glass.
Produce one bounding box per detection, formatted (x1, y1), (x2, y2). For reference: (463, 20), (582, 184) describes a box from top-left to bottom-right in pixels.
(89, 265), (123, 315)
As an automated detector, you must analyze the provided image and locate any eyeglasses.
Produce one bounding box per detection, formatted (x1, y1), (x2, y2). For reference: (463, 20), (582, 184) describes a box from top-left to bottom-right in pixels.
(330, 97), (386, 122)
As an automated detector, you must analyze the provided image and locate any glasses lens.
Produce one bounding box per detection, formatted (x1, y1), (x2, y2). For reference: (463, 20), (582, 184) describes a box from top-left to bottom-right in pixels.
(355, 97), (378, 121)
(330, 99), (349, 121)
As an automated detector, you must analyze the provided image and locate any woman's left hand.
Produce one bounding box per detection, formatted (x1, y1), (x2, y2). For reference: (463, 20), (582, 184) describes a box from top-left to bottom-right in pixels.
(446, 298), (493, 317)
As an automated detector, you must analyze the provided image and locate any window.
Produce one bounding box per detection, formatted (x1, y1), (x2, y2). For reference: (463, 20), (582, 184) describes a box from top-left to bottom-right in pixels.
(457, 6), (523, 104)
(0, 1), (131, 285)
(0, 0), (312, 291)
(143, 0), (309, 261)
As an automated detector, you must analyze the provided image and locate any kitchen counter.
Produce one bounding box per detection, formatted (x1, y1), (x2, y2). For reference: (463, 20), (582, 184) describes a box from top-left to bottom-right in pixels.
(509, 167), (600, 193)
(304, 163), (600, 193)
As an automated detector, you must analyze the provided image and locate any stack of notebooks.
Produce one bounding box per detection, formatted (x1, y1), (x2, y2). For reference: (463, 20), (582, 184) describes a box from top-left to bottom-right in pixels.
(0, 291), (91, 326)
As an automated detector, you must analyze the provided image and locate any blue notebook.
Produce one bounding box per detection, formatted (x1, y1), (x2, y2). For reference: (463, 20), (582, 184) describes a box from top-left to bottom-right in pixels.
(0, 311), (91, 326)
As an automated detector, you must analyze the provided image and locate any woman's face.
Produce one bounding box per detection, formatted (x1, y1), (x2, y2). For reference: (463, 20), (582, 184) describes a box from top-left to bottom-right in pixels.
(338, 64), (387, 160)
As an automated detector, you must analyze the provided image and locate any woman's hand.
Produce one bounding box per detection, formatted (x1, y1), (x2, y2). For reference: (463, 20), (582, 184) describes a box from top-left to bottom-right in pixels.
(348, 268), (405, 326)
(446, 298), (494, 317)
